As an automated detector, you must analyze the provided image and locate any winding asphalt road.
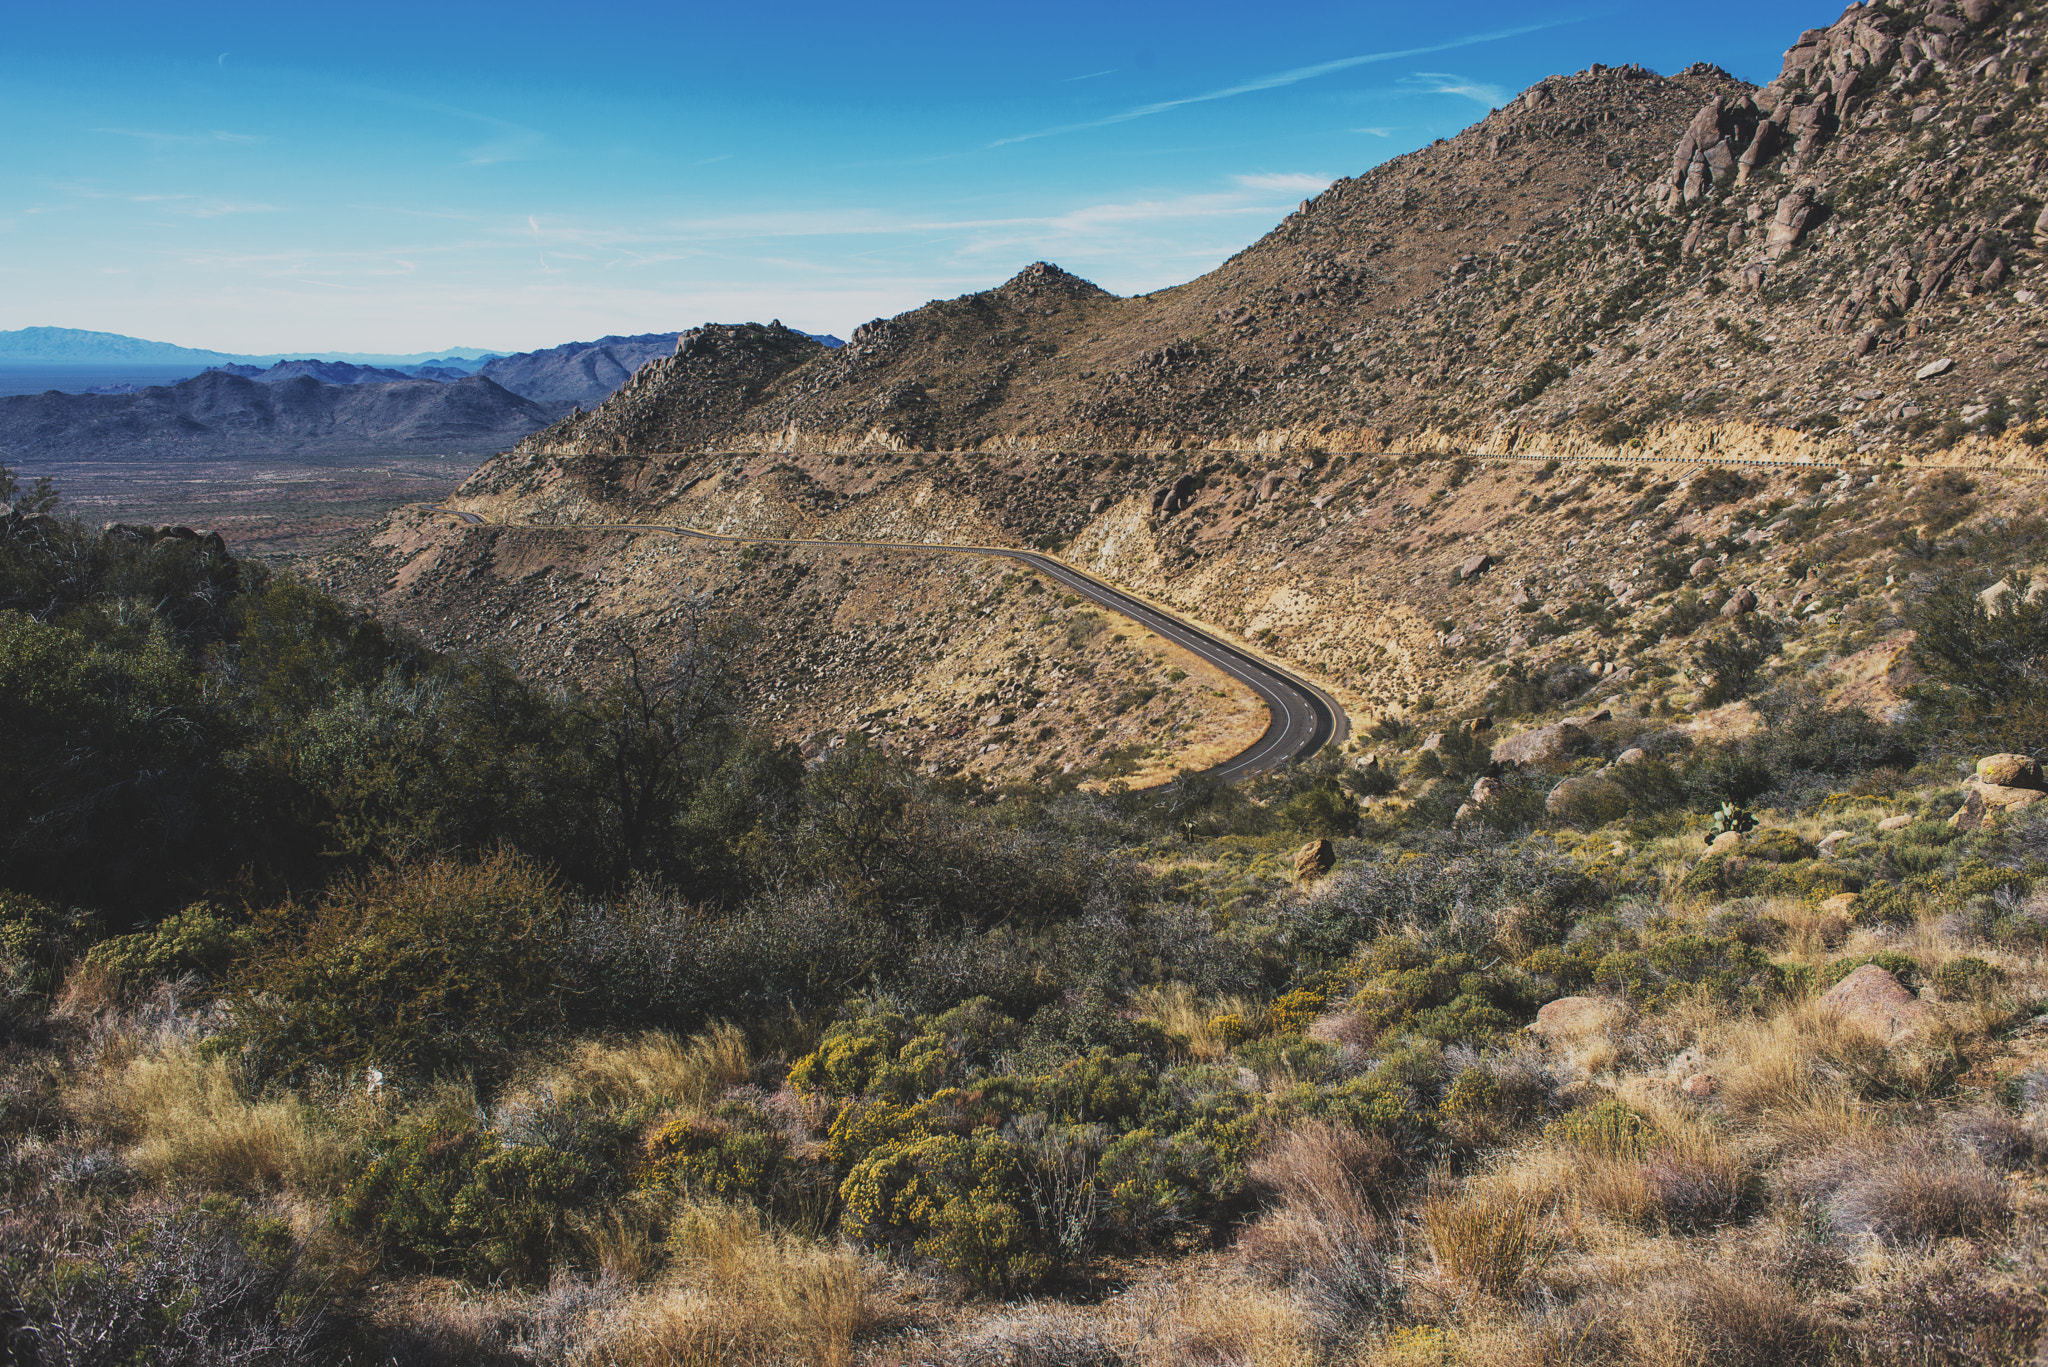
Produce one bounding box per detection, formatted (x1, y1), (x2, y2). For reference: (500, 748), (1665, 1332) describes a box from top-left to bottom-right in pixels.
(429, 507), (1348, 781)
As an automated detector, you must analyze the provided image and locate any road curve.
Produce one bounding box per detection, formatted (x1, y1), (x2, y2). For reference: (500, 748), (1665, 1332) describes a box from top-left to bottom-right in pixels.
(427, 507), (1348, 781)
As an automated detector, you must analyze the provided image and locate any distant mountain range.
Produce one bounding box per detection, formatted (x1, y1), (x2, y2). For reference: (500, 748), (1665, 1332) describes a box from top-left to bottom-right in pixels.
(0, 326), (849, 465)
(0, 327), (502, 369)
(0, 370), (553, 464)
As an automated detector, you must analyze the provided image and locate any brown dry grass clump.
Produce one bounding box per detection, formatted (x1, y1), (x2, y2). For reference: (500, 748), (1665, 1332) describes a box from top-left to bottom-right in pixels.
(564, 1022), (754, 1107)
(581, 1200), (881, 1367)
(69, 1044), (347, 1197)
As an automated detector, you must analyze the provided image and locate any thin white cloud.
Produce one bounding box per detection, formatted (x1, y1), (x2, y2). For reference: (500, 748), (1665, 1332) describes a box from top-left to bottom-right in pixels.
(990, 16), (1581, 146)
(95, 127), (268, 147)
(130, 194), (280, 217)
(1354, 126), (1396, 137)
(322, 79), (549, 166)
(1403, 71), (1510, 106)
(1232, 172), (1333, 193)
(1062, 68), (1118, 83)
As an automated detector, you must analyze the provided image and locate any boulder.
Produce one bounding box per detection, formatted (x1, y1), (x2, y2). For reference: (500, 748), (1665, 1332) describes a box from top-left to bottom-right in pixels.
(1457, 553), (1494, 582)
(1682, 1072), (1718, 1098)
(1977, 753), (2043, 789)
(1529, 995), (1619, 1040)
(1765, 187), (1818, 257)
(1708, 831), (1743, 856)
(1720, 586), (1759, 616)
(1511, 581), (1538, 610)
(1915, 357), (1955, 380)
(1876, 814), (1913, 831)
(1547, 774), (1628, 822)
(1470, 776), (1504, 806)
(1688, 557), (1718, 578)
(1294, 838), (1336, 883)
(1491, 721), (1591, 767)
(1950, 789), (1988, 832)
(1150, 473), (1200, 514)
(1614, 748), (1649, 766)
(1970, 782), (2048, 812)
(1819, 964), (1930, 1041)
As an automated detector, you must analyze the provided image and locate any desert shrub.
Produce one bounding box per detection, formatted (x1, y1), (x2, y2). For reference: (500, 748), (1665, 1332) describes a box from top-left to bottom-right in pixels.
(638, 1099), (829, 1224)
(840, 1129), (1051, 1292)
(1788, 1136), (2010, 1242)
(1744, 829), (1817, 863)
(1334, 948), (1535, 1048)
(1608, 756), (1690, 816)
(1932, 955), (2006, 1002)
(1548, 775), (1630, 829)
(1279, 781), (1359, 838)
(223, 852), (567, 1085)
(1861, 1253), (2048, 1367)
(0, 889), (92, 1000)
(337, 1098), (614, 1283)
(1287, 839), (1597, 961)
(1696, 617), (1779, 705)
(1529, 916), (1788, 1008)
(85, 903), (239, 989)
(0, 1206), (327, 1367)
(1908, 568), (2048, 705)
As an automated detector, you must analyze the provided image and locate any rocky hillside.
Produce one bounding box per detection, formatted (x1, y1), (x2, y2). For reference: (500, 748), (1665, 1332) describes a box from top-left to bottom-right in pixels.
(339, 0), (2048, 786)
(516, 0), (2048, 463)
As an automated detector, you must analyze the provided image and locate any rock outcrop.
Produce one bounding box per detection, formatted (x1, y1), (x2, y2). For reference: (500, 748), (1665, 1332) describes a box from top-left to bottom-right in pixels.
(1819, 964), (1931, 1041)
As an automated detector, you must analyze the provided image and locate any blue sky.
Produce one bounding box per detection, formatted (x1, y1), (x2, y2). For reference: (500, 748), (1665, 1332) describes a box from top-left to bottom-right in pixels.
(2, 1), (1843, 355)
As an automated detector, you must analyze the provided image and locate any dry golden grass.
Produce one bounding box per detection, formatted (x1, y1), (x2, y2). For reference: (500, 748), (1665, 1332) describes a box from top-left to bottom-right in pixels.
(1423, 1177), (1560, 1299)
(571, 1197), (668, 1283)
(577, 1198), (880, 1367)
(1108, 1266), (1319, 1367)
(70, 1045), (347, 1196)
(566, 1022), (753, 1108)
(1132, 982), (1259, 1063)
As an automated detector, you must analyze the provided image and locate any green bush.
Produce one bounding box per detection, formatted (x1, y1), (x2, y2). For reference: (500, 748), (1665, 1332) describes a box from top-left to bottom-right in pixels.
(223, 852), (567, 1084)
(840, 1129), (1051, 1292)
(1546, 1099), (1652, 1157)
(86, 903), (239, 987)
(336, 1107), (594, 1283)
(1931, 956), (2006, 1003)
(1745, 829), (1818, 864)
(0, 889), (91, 999)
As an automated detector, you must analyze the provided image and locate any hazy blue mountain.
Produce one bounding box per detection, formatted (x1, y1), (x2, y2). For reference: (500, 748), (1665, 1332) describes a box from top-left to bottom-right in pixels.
(477, 333), (683, 407)
(0, 327), (502, 368)
(0, 370), (554, 461)
(215, 359), (421, 385)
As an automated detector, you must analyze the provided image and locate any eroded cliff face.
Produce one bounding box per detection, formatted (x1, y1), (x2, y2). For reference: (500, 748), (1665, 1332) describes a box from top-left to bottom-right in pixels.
(335, 1), (2048, 783)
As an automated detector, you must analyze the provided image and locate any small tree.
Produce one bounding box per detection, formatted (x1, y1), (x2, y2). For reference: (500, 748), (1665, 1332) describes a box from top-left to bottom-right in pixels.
(1910, 570), (2048, 706)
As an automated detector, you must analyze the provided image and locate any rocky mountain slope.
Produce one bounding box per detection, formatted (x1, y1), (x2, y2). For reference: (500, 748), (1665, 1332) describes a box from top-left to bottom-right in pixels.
(0, 370), (553, 463)
(339, 0), (2048, 786)
(518, 0), (2048, 463)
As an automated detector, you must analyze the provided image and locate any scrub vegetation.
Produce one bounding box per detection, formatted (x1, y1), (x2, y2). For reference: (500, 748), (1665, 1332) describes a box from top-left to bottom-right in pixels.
(4, 461), (2047, 1366)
